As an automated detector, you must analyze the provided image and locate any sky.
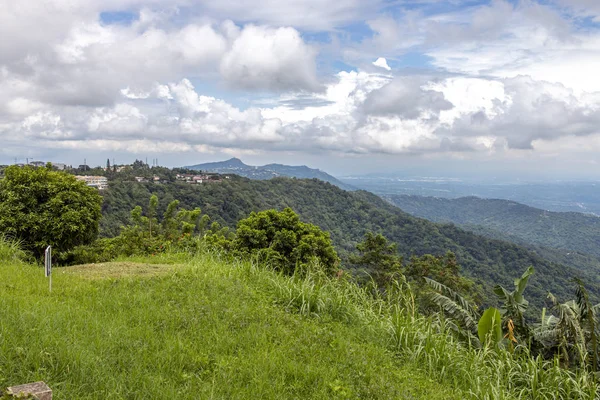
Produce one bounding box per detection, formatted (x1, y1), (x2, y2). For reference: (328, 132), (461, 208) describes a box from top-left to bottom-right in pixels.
(2, 0), (600, 179)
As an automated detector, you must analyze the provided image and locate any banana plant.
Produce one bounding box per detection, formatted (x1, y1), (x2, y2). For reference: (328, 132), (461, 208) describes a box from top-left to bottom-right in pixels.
(537, 280), (599, 370)
(493, 266), (534, 343)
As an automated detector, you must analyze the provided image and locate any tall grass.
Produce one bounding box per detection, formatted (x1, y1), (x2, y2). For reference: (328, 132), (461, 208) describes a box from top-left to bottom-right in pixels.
(252, 255), (599, 399)
(0, 236), (27, 264)
(1, 239), (597, 398)
(0, 246), (461, 399)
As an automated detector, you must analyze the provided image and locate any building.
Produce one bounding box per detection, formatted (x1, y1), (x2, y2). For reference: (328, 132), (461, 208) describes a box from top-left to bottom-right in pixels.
(75, 175), (108, 190)
(176, 173), (223, 184)
(52, 163), (68, 170)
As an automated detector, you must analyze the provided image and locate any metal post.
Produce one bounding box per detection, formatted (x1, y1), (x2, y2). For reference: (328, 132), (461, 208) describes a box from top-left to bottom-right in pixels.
(44, 246), (52, 293)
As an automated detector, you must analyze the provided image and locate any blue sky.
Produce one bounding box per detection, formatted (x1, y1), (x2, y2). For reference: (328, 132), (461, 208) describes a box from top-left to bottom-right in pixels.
(2, 0), (600, 179)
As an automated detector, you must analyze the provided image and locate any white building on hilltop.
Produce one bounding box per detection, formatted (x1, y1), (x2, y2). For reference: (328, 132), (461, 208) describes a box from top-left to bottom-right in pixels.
(75, 176), (108, 190)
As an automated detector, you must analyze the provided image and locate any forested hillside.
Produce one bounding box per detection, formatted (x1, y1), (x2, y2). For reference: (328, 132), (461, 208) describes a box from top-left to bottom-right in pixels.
(185, 157), (354, 190)
(99, 178), (600, 309)
(385, 195), (600, 258)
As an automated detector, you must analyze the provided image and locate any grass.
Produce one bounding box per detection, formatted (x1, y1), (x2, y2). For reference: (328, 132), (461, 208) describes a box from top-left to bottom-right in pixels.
(0, 247), (462, 399)
(61, 261), (180, 279)
(1, 238), (598, 399)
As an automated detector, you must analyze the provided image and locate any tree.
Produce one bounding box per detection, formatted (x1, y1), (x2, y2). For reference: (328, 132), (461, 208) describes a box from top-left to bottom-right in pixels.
(233, 208), (339, 275)
(0, 165), (102, 258)
(350, 231), (402, 286)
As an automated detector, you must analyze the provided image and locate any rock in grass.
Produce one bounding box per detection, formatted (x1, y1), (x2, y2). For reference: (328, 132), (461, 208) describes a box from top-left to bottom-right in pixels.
(6, 382), (52, 400)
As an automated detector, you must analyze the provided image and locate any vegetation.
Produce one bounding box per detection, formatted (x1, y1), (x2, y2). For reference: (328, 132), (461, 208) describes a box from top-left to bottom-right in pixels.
(5, 168), (600, 397)
(386, 194), (600, 259)
(2, 236), (599, 398)
(0, 238), (462, 399)
(0, 165), (102, 258)
(59, 195), (213, 265)
(98, 178), (600, 310)
(230, 208), (339, 276)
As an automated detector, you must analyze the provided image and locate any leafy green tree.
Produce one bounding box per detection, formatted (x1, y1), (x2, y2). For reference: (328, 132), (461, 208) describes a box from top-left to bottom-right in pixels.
(0, 165), (102, 258)
(233, 208), (339, 275)
(350, 231), (402, 286)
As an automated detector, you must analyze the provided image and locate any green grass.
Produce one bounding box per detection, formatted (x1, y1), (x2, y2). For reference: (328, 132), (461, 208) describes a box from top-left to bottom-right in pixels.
(0, 251), (461, 399)
(1, 239), (598, 399)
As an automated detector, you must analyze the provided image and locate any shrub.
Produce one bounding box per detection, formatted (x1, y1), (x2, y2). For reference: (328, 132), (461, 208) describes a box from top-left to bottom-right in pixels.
(0, 165), (102, 259)
(233, 208), (339, 276)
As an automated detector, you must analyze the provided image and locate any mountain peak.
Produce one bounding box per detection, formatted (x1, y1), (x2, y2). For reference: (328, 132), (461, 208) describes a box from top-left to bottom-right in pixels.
(183, 159), (354, 191)
(224, 157), (247, 167)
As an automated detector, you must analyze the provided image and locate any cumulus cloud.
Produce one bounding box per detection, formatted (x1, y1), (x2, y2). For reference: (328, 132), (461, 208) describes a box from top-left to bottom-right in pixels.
(3, 0), (600, 170)
(362, 77), (453, 119)
(220, 25), (320, 92)
(435, 76), (600, 149)
(372, 57), (391, 70)
(0, 4), (320, 114)
(195, 0), (383, 31)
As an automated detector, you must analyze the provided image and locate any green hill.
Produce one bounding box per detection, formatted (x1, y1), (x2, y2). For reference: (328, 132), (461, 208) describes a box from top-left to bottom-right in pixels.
(0, 248), (462, 399)
(184, 158), (354, 190)
(384, 195), (600, 257)
(1, 240), (594, 399)
(99, 178), (600, 309)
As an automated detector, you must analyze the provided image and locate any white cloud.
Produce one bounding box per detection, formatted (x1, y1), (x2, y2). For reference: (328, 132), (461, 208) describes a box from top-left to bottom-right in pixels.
(372, 57), (391, 71)
(195, 0), (383, 31)
(3, 0), (600, 173)
(220, 25), (320, 92)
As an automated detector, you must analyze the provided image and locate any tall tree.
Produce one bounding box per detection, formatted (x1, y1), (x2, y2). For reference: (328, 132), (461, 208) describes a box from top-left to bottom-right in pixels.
(0, 165), (102, 258)
(350, 232), (402, 286)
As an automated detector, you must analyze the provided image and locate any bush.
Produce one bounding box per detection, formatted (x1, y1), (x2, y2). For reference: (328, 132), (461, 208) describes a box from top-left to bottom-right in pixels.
(233, 208), (339, 276)
(0, 165), (102, 259)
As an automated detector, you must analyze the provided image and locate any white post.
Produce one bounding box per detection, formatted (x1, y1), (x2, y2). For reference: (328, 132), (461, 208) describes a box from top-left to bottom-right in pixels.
(44, 246), (52, 293)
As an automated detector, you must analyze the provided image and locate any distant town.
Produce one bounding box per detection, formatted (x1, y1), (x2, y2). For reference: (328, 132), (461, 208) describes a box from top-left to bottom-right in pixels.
(0, 159), (230, 191)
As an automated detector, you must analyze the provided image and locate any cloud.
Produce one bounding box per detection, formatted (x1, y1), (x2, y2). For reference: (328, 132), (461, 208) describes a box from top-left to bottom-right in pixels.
(421, 0), (600, 93)
(3, 0), (600, 172)
(220, 25), (320, 92)
(372, 57), (391, 71)
(195, 0), (383, 31)
(435, 76), (600, 149)
(362, 77), (453, 119)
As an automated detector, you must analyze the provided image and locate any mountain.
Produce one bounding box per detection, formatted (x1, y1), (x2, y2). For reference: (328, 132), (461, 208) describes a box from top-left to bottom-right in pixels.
(99, 178), (600, 310)
(384, 195), (600, 259)
(185, 158), (354, 190)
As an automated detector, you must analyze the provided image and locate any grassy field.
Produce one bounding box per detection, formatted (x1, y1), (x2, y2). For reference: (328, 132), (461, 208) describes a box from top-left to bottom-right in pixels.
(2, 242), (598, 399)
(0, 252), (462, 399)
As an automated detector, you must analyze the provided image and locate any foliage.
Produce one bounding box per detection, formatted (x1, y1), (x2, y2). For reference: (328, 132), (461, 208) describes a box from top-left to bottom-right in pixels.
(494, 266), (535, 343)
(62, 195), (209, 265)
(232, 208), (339, 276)
(536, 281), (600, 371)
(478, 307), (503, 347)
(387, 194), (600, 262)
(97, 178), (599, 311)
(349, 231), (402, 286)
(0, 165), (102, 258)
(2, 249), (598, 398)
(0, 236), (28, 264)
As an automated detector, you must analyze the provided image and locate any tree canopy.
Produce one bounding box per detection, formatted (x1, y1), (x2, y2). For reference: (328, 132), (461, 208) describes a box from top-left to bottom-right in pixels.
(233, 207), (339, 276)
(0, 165), (102, 257)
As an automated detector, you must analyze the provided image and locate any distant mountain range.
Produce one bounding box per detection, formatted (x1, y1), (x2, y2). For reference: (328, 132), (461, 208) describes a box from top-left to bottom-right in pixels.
(185, 158), (354, 191)
(385, 194), (600, 260)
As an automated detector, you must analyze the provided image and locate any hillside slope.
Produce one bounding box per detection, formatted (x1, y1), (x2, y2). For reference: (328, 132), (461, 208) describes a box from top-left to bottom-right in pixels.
(0, 255), (462, 399)
(385, 195), (600, 258)
(99, 178), (600, 308)
(185, 158), (354, 190)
